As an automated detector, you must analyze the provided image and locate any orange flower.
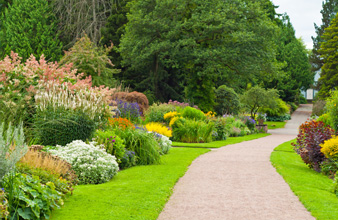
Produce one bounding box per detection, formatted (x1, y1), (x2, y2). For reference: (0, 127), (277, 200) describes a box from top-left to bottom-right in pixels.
(109, 117), (135, 130)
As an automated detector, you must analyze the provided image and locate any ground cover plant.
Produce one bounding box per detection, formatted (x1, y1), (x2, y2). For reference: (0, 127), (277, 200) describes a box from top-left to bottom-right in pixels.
(50, 147), (210, 220)
(271, 140), (338, 220)
(172, 133), (270, 148)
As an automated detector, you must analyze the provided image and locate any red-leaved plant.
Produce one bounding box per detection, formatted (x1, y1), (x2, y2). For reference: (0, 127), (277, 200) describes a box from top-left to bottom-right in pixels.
(292, 120), (335, 172)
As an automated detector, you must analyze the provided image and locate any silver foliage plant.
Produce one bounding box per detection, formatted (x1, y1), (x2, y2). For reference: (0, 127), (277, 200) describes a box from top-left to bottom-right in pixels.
(0, 123), (28, 182)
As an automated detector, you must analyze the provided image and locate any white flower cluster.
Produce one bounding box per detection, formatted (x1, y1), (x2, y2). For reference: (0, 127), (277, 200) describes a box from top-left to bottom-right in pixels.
(148, 132), (172, 154)
(49, 140), (119, 184)
(159, 134), (172, 154)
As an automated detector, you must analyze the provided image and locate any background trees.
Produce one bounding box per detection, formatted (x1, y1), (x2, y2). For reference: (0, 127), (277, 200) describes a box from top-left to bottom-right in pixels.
(0, 0), (314, 110)
(0, 0), (62, 61)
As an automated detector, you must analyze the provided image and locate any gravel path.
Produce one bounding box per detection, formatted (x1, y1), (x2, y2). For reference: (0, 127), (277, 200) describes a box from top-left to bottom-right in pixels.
(158, 104), (314, 220)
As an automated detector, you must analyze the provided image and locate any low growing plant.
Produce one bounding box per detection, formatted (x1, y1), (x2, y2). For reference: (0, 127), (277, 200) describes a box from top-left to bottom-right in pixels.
(2, 172), (63, 220)
(108, 117), (135, 130)
(119, 150), (137, 170)
(144, 103), (177, 123)
(116, 100), (141, 122)
(0, 188), (9, 219)
(149, 132), (172, 155)
(49, 140), (119, 184)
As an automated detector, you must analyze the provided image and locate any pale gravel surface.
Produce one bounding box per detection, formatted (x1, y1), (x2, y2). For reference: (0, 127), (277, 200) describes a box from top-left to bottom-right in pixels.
(158, 104), (314, 220)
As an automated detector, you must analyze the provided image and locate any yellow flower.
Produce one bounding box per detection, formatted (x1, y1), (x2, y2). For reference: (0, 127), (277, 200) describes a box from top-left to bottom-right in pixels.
(164, 111), (180, 121)
(145, 122), (172, 137)
(204, 111), (216, 117)
(321, 136), (338, 159)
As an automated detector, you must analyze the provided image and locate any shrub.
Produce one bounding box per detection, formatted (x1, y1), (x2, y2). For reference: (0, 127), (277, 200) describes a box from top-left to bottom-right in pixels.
(181, 106), (206, 121)
(326, 90), (338, 131)
(116, 99), (141, 122)
(223, 116), (250, 137)
(93, 130), (126, 164)
(312, 99), (326, 116)
(144, 103), (177, 123)
(119, 150), (137, 170)
(0, 123), (28, 182)
(109, 117), (135, 130)
(321, 160), (338, 179)
(209, 117), (229, 141)
(261, 98), (290, 117)
(34, 109), (96, 146)
(288, 102), (298, 114)
(19, 148), (77, 183)
(145, 122), (172, 137)
(317, 113), (331, 126)
(113, 91), (149, 115)
(49, 140), (119, 184)
(171, 118), (214, 143)
(321, 136), (338, 160)
(266, 114), (291, 122)
(214, 85), (240, 115)
(114, 128), (161, 165)
(292, 120), (335, 172)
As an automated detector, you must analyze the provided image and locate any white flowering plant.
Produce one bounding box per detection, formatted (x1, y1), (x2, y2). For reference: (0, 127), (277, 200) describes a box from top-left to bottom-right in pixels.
(149, 132), (172, 155)
(48, 140), (119, 184)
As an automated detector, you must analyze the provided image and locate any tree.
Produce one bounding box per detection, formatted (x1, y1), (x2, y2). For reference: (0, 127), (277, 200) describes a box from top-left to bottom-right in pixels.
(119, 0), (278, 110)
(240, 86), (279, 119)
(0, 0), (62, 61)
(318, 13), (338, 98)
(310, 0), (338, 73)
(214, 85), (240, 116)
(59, 35), (120, 87)
(51, 0), (113, 48)
(264, 15), (313, 102)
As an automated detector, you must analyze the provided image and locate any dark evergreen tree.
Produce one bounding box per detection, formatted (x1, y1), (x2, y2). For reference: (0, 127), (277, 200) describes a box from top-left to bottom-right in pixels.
(310, 0), (338, 73)
(0, 0), (62, 61)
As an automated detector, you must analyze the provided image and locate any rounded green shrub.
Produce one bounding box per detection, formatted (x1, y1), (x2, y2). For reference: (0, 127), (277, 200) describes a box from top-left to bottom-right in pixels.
(214, 85), (240, 115)
(144, 103), (177, 123)
(181, 106), (206, 121)
(261, 98), (289, 117)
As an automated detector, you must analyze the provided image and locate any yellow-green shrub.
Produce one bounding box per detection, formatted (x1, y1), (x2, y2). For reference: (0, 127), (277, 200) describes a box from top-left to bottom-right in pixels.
(321, 136), (338, 160)
(163, 111), (180, 122)
(145, 122), (172, 137)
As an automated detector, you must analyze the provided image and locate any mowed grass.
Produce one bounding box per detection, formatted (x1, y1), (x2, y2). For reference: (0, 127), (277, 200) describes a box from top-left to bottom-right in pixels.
(271, 140), (338, 220)
(172, 133), (270, 148)
(51, 147), (209, 220)
(265, 121), (286, 129)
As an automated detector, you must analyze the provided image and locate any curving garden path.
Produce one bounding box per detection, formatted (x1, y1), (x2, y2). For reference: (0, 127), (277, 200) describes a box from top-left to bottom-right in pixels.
(158, 104), (314, 220)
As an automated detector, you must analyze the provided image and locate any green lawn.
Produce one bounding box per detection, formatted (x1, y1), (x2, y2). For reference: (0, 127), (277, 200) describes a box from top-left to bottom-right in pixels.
(271, 140), (338, 220)
(51, 147), (209, 220)
(172, 133), (270, 148)
(265, 121), (286, 129)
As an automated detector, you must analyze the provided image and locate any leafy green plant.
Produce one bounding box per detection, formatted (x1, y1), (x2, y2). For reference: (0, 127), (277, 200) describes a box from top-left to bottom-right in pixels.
(144, 103), (177, 123)
(181, 106), (206, 121)
(266, 114), (291, 122)
(261, 98), (290, 117)
(172, 118), (214, 143)
(34, 109), (96, 146)
(115, 127), (161, 165)
(93, 130), (126, 164)
(0, 188), (9, 219)
(209, 117), (229, 141)
(2, 172), (63, 220)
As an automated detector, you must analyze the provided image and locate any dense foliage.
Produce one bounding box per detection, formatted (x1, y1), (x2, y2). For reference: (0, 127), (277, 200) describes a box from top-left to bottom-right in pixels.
(292, 120), (335, 172)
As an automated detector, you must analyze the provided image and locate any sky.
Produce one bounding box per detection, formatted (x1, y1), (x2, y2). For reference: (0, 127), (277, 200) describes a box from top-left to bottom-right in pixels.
(271, 0), (323, 49)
